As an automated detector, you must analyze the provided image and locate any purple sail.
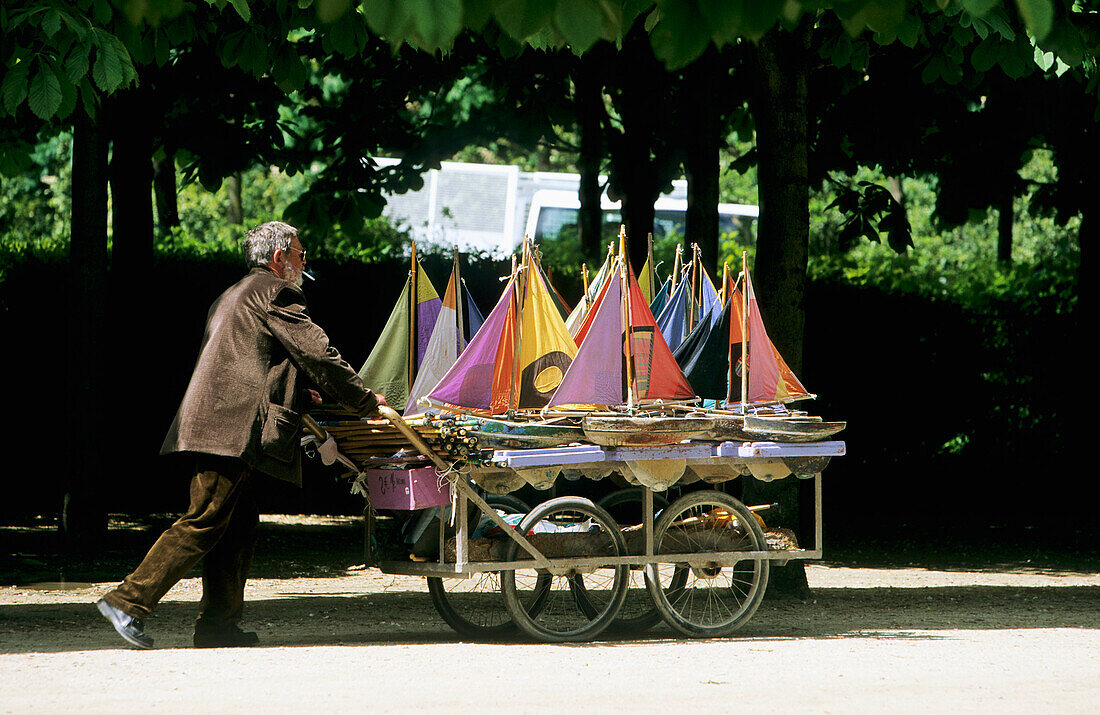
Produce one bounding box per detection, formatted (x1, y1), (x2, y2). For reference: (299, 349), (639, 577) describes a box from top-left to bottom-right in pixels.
(549, 274), (623, 407)
(427, 280), (513, 411)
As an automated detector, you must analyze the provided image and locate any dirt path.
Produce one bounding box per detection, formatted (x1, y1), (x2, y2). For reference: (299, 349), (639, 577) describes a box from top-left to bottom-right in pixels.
(2, 516), (1098, 712)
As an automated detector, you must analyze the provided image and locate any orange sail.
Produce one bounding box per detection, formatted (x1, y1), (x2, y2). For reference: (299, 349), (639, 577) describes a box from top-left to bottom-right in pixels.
(549, 253), (694, 409)
(426, 249), (576, 414)
(729, 270), (810, 404)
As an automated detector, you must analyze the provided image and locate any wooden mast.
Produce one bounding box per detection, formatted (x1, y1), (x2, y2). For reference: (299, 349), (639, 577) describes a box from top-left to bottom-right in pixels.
(670, 244), (682, 294)
(509, 237), (529, 411)
(646, 231), (655, 303)
(453, 246), (465, 352)
(408, 241), (417, 392)
(740, 250), (749, 414)
(687, 244), (699, 333)
(619, 226), (636, 410)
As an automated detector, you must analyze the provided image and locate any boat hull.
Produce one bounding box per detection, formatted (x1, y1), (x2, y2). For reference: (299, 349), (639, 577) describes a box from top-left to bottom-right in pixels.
(582, 416), (712, 447)
(468, 418), (584, 449)
(742, 415), (846, 443)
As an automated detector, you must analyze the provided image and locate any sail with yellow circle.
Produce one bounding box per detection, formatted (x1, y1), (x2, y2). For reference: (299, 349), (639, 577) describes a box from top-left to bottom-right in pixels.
(423, 247), (576, 415)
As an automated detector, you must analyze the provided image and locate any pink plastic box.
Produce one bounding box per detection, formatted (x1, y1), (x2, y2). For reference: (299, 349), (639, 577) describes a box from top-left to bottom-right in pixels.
(363, 467), (451, 510)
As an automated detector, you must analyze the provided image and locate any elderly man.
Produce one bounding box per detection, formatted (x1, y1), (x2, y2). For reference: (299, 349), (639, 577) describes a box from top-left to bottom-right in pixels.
(96, 221), (385, 649)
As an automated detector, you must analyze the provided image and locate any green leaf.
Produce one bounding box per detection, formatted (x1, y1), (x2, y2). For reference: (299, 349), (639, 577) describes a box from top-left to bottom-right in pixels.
(858, 0), (906, 35)
(92, 40), (125, 92)
(739, 0), (784, 41)
(492, 0), (555, 41)
(56, 72), (78, 119)
(1, 62), (29, 115)
(971, 37), (1002, 72)
(961, 0), (1000, 16)
(462, 0), (494, 31)
(697, 0), (742, 45)
(894, 12), (921, 48)
(1015, 0), (1052, 41)
(410, 0), (463, 49)
(272, 44), (308, 92)
(79, 77), (99, 118)
(228, 0), (252, 22)
(42, 9), (62, 38)
(316, 0), (352, 23)
(28, 62), (63, 119)
(241, 31), (269, 75)
(650, 1), (711, 69)
(363, 0), (413, 37)
(64, 46), (92, 85)
(324, 13), (362, 55)
(554, 0), (604, 53)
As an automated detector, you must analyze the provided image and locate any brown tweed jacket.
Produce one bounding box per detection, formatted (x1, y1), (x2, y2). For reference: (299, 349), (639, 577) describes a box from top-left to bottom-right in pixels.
(161, 266), (377, 484)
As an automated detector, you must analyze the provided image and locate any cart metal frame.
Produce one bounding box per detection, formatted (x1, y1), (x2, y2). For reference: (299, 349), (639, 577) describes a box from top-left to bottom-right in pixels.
(318, 407), (845, 640)
(377, 439), (845, 578)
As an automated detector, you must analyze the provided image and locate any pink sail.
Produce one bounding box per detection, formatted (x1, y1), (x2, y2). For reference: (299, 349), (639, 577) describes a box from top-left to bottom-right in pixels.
(426, 279), (515, 412)
(548, 274), (623, 407)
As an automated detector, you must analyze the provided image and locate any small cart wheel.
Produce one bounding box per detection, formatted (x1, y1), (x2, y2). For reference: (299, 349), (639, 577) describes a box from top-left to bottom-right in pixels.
(426, 494), (532, 639)
(595, 487), (677, 633)
(501, 496), (628, 643)
(645, 490), (769, 638)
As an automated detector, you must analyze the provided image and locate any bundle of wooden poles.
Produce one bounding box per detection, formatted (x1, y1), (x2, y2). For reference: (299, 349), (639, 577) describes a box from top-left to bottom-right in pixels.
(315, 413), (482, 464)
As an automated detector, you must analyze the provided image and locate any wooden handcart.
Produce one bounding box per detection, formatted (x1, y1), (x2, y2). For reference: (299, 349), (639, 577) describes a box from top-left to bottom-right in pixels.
(306, 406), (845, 643)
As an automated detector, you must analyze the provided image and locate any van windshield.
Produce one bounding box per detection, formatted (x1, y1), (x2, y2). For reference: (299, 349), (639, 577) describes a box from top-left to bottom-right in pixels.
(534, 207), (755, 245)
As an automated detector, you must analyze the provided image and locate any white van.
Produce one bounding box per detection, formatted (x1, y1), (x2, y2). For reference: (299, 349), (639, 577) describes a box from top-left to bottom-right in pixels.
(374, 157), (758, 255)
(523, 189), (759, 247)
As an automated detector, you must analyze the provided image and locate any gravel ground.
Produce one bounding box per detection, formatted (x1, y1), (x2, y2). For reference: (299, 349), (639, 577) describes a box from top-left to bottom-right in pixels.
(1, 515), (1098, 713)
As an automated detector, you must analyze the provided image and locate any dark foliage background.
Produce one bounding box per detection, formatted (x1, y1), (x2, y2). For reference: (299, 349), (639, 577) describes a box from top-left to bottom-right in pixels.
(2, 253), (1089, 550)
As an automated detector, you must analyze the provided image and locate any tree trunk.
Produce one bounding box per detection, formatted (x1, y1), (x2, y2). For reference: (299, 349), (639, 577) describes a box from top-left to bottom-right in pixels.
(574, 53), (605, 260)
(226, 172), (243, 225)
(744, 19), (814, 600)
(153, 151), (180, 234)
(610, 22), (671, 271)
(108, 88), (160, 491)
(683, 46), (722, 279)
(109, 87), (155, 282)
(63, 108), (110, 545)
(997, 194), (1013, 266)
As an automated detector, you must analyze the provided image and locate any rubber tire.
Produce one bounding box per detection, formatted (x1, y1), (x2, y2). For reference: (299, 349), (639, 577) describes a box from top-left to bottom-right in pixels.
(500, 496), (628, 643)
(595, 487), (673, 633)
(644, 490), (769, 638)
(425, 494), (531, 639)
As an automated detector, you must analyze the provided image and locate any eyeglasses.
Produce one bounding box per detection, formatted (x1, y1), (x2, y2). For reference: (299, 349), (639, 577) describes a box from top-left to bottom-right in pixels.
(288, 246), (307, 261)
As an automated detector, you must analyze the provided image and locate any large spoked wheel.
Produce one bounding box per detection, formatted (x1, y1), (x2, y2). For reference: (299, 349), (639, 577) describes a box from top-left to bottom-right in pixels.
(501, 496), (629, 643)
(645, 490), (769, 638)
(426, 494), (531, 639)
(595, 487), (681, 633)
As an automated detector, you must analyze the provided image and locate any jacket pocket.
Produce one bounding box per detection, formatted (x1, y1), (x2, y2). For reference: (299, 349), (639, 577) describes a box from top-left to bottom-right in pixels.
(261, 403), (301, 463)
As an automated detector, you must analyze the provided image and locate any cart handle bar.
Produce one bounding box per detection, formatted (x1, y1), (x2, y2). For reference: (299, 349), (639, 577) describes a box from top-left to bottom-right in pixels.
(376, 405), (552, 569)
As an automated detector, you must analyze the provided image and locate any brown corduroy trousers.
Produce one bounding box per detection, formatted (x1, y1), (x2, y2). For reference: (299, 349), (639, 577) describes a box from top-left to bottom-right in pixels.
(103, 455), (258, 631)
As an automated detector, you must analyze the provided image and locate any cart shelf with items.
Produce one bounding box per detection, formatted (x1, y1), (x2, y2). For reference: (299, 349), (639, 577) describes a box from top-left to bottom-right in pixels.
(303, 407), (845, 643)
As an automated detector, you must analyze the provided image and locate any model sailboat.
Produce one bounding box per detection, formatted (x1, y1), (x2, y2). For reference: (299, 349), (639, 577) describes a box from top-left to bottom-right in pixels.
(424, 240), (578, 415)
(357, 244), (442, 411)
(358, 245), (485, 412)
(404, 250), (484, 417)
(564, 244), (614, 337)
(674, 252), (844, 442)
(655, 243), (721, 352)
(547, 230), (708, 446)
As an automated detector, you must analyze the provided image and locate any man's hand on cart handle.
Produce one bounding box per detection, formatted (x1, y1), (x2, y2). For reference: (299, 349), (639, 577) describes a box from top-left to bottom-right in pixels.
(367, 393), (389, 417)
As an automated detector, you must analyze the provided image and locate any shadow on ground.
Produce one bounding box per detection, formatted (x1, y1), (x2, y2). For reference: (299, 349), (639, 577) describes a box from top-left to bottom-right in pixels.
(1, 513), (1098, 654)
(1, 584), (1098, 654)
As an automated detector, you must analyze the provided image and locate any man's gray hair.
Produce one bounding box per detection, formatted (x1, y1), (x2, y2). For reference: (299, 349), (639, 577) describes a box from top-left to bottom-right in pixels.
(242, 221), (298, 266)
